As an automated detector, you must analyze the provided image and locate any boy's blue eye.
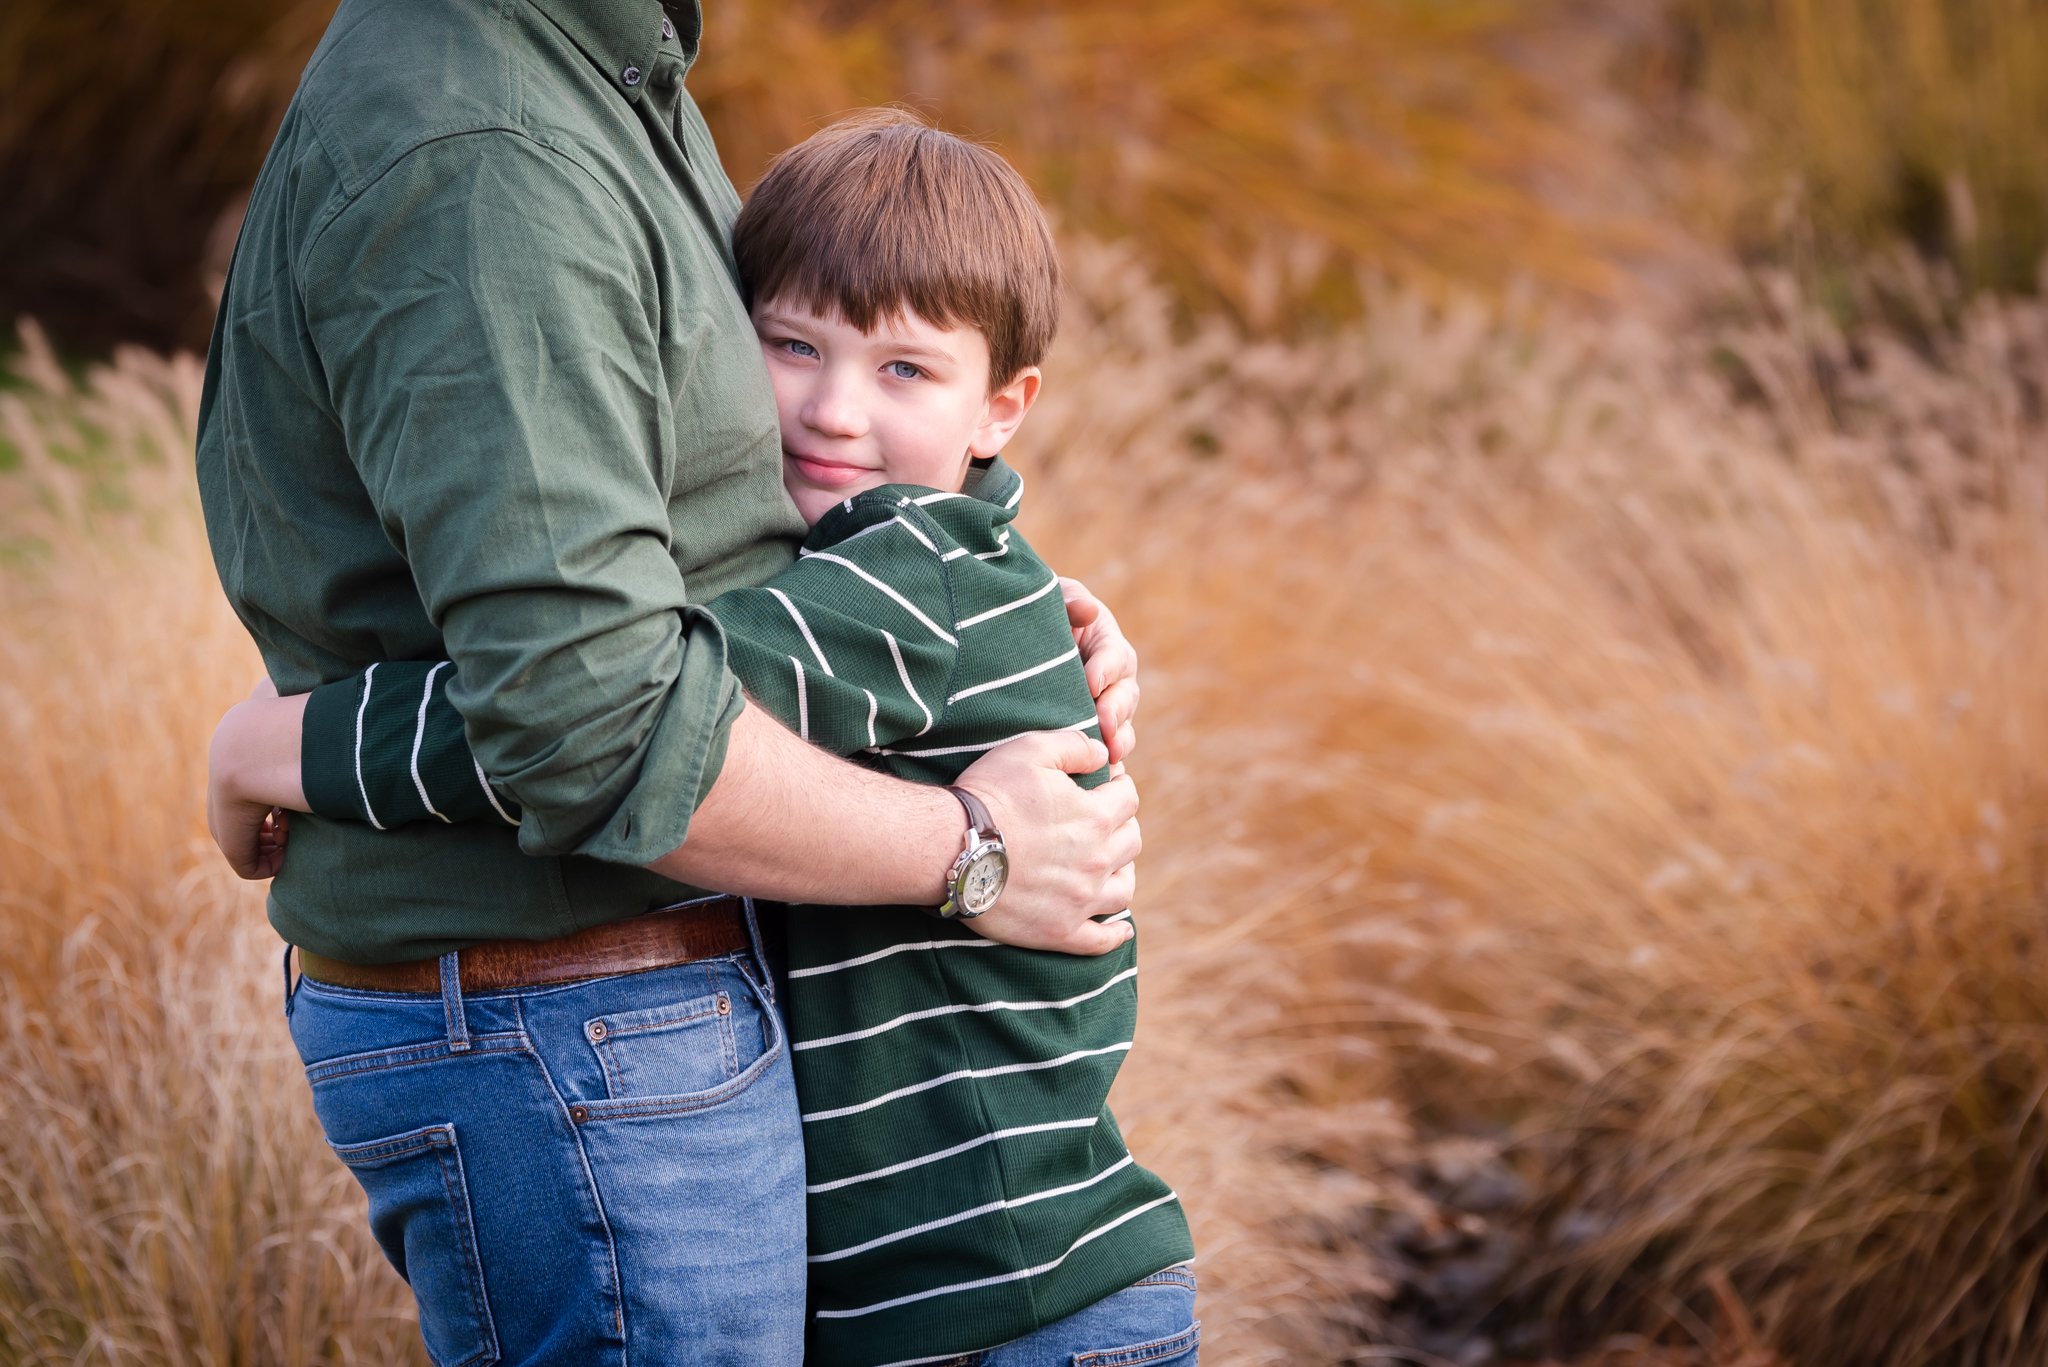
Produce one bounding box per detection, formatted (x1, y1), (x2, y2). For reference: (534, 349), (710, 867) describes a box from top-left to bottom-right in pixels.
(784, 339), (819, 359)
(887, 360), (922, 380)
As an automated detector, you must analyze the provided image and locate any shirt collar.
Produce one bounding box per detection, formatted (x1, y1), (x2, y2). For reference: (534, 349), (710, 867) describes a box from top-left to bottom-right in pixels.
(529, 0), (701, 100)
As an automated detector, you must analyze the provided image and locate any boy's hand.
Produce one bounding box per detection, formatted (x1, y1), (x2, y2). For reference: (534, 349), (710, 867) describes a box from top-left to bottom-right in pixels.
(1062, 577), (1139, 764)
(206, 682), (310, 880)
(955, 730), (1139, 955)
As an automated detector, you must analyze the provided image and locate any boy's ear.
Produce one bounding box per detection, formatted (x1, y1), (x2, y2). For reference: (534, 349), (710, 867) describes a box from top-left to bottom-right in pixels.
(969, 366), (1042, 459)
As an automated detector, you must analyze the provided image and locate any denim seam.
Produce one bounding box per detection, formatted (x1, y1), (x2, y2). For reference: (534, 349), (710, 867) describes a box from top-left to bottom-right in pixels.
(516, 993), (631, 1361)
(305, 1034), (530, 1084)
(426, 1132), (500, 1367)
(699, 960), (739, 1078)
(1070, 1319), (1200, 1367)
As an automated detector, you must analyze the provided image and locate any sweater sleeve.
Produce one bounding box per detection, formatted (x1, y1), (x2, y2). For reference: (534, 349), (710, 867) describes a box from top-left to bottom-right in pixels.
(300, 661), (522, 829)
(706, 528), (959, 758)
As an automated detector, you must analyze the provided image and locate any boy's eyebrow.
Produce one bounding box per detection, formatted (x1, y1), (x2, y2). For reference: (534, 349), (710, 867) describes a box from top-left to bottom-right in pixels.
(752, 309), (817, 333)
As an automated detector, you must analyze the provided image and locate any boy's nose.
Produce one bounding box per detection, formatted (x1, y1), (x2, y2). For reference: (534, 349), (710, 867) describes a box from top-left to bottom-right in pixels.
(801, 374), (868, 439)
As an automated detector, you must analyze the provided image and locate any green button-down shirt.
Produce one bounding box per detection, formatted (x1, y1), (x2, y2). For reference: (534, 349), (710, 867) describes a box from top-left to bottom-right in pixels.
(195, 0), (806, 962)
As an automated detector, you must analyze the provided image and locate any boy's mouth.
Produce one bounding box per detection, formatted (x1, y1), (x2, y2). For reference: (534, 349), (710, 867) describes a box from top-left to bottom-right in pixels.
(785, 451), (874, 488)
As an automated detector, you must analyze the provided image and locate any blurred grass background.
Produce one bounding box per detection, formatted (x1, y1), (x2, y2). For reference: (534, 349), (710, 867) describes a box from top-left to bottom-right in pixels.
(6, 1), (2048, 1365)
(16, 0), (2048, 352)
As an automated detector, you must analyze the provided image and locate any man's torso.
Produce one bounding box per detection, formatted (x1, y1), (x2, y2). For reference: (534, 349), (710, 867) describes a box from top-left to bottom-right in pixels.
(195, 0), (805, 958)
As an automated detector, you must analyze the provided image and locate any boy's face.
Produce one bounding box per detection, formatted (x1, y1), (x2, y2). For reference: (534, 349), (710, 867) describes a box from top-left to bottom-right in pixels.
(751, 299), (1041, 525)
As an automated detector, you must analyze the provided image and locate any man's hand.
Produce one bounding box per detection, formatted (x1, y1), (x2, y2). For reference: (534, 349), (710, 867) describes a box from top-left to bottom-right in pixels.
(955, 730), (1139, 955)
(1062, 577), (1139, 764)
(206, 682), (309, 880)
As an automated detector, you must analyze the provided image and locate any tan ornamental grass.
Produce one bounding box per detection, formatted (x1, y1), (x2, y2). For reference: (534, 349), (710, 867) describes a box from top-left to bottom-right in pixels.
(4, 244), (2048, 1363)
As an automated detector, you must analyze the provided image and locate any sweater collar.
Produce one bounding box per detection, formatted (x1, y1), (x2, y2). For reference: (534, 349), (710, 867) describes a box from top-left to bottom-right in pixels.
(962, 454), (1023, 516)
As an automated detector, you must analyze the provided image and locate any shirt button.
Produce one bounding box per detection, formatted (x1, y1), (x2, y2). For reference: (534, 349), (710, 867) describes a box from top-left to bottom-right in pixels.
(661, 17), (675, 41)
(621, 65), (642, 86)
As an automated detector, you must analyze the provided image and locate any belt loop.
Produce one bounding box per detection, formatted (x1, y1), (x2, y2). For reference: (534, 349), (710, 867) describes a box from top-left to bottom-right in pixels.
(282, 944), (299, 1019)
(740, 897), (775, 1005)
(440, 951), (472, 1052)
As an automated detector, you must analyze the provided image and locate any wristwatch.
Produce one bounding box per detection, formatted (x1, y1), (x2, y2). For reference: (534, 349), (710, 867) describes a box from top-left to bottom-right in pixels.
(935, 786), (1008, 920)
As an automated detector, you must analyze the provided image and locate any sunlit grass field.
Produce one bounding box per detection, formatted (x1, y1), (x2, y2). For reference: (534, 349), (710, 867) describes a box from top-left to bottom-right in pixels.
(5, 240), (2046, 1362)
(9, 0), (2048, 1360)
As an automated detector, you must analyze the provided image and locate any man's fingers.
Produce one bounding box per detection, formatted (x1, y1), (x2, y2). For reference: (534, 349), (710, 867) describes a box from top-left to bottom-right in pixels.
(1102, 818), (1141, 876)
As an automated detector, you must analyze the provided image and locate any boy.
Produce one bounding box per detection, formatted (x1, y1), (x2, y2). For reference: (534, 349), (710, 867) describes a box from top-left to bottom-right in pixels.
(212, 110), (1197, 1364)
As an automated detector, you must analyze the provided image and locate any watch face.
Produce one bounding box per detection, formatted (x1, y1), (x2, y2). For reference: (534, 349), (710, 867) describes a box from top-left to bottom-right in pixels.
(959, 845), (1009, 916)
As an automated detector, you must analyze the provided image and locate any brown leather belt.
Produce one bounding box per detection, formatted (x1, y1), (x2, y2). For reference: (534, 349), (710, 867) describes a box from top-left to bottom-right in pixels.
(296, 896), (751, 994)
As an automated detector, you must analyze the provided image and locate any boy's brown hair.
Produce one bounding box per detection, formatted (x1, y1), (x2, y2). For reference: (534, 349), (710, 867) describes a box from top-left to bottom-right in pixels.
(733, 108), (1060, 390)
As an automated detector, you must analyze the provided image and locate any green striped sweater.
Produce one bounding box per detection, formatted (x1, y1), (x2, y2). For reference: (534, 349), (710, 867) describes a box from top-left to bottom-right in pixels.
(296, 456), (1195, 1365)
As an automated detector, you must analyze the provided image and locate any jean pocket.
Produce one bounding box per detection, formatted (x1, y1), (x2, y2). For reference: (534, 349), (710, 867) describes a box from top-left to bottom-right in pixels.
(331, 1123), (499, 1367)
(571, 961), (784, 1122)
(584, 987), (741, 1101)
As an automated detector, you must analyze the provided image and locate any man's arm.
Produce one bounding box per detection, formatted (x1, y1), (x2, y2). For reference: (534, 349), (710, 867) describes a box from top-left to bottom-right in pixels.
(210, 687), (1136, 954)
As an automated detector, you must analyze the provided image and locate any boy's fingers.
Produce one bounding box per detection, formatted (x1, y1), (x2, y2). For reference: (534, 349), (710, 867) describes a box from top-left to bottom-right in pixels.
(1059, 575), (1101, 626)
(1013, 727), (1110, 776)
(1060, 918), (1135, 957)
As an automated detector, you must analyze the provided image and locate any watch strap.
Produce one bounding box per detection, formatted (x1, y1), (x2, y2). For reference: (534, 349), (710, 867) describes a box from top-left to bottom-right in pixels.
(946, 786), (998, 842)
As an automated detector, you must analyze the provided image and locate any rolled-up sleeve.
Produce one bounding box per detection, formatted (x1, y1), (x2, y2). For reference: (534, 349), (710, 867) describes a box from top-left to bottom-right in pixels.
(301, 129), (739, 865)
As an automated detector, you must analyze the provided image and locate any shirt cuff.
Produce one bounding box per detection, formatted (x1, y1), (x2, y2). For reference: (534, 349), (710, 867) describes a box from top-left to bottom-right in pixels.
(516, 606), (742, 866)
(301, 675), (368, 821)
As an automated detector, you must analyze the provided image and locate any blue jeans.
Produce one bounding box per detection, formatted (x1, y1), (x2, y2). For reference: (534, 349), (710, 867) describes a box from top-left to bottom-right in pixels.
(284, 908), (806, 1366)
(967, 1264), (1200, 1366)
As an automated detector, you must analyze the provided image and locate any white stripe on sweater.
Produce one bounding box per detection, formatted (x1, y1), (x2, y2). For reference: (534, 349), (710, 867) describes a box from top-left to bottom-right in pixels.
(792, 657), (809, 741)
(862, 688), (879, 750)
(817, 1192), (1182, 1320)
(955, 575), (1059, 629)
(974, 529), (1011, 561)
(805, 553), (958, 645)
(947, 645), (1079, 705)
(354, 663), (386, 831)
(800, 1042), (1132, 1123)
(882, 631), (933, 735)
(792, 967), (1138, 1052)
(810, 1157), (1136, 1263)
(409, 662), (452, 823)
(833, 514), (939, 557)
(474, 759), (520, 827)
(769, 587), (832, 676)
(787, 935), (997, 980)
(804, 1117), (1099, 1193)
(876, 715), (1098, 760)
